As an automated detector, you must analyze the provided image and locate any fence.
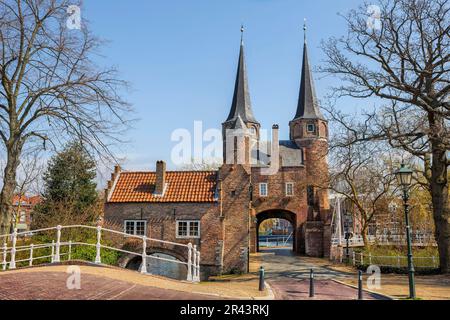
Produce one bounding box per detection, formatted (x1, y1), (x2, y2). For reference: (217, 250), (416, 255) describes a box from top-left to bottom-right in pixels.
(335, 251), (439, 269)
(0, 225), (200, 282)
(331, 234), (436, 247)
(259, 234), (293, 248)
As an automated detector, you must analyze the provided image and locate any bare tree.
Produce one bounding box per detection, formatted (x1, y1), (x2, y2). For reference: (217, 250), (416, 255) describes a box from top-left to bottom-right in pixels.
(0, 0), (131, 234)
(320, 0), (450, 272)
(329, 131), (398, 245)
(179, 158), (221, 171)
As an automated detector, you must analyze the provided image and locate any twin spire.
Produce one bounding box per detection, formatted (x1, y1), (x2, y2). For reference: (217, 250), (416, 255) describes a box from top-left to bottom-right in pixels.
(225, 22), (324, 127)
(225, 25), (258, 125)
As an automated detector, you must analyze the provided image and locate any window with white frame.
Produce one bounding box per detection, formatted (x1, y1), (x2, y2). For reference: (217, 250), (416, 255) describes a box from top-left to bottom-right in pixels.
(176, 220), (200, 239)
(259, 183), (268, 197)
(124, 220), (147, 236)
(286, 183), (294, 196)
(19, 211), (26, 223)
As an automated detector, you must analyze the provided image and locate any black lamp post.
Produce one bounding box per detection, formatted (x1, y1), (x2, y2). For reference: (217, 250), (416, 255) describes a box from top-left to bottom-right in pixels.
(344, 216), (353, 264)
(395, 163), (416, 299)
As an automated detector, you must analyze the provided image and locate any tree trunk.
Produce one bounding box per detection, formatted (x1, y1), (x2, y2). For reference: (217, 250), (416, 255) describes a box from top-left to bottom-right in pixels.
(0, 143), (22, 235)
(429, 113), (450, 273)
(431, 148), (449, 273)
(361, 225), (369, 248)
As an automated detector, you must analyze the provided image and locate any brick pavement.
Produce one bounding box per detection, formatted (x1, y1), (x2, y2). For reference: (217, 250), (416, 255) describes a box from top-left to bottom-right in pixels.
(0, 271), (220, 300)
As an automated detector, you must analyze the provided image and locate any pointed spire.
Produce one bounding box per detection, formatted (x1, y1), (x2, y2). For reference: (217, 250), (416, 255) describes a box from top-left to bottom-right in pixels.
(225, 26), (259, 125)
(293, 22), (325, 120)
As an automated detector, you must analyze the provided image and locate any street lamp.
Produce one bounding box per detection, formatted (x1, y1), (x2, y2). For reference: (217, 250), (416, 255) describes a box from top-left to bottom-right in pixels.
(344, 213), (352, 264)
(395, 163), (416, 299)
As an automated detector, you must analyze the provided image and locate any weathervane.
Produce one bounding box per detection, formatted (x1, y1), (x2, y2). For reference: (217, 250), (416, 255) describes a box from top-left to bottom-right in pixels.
(303, 18), (307, 44)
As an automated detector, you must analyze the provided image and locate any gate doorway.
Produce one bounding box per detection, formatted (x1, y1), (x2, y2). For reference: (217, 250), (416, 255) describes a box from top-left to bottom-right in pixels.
(256, 210), (297, 253)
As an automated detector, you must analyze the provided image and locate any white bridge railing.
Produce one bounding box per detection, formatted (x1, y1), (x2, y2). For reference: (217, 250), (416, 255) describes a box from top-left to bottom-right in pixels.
(0, 225), (201, 283)
(331, 234), (436, 247)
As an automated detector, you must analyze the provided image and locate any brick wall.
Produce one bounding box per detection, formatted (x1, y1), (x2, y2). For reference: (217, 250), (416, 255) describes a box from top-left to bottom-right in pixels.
(104, 202), (223, 277)
(218, 164), (252, 274)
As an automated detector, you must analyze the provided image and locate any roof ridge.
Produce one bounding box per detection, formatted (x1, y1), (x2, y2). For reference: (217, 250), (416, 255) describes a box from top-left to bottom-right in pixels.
(120, 170), (218, 174)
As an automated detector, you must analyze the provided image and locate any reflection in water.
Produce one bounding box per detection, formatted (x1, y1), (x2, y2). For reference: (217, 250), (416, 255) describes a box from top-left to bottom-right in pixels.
(140, 253), (187, 281)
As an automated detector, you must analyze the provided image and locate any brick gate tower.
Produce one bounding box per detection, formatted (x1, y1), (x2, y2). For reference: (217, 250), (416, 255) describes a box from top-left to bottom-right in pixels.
(219, 25), (331, 273)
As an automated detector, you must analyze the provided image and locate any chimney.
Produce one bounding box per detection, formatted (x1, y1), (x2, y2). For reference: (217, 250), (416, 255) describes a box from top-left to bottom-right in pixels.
(155, 161), (166, 196)
(105, 165), (121, 203)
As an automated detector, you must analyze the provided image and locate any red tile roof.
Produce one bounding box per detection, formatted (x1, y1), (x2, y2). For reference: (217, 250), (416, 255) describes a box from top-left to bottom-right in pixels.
(12, 195), (42, 207)
(108, 171), (218, 203)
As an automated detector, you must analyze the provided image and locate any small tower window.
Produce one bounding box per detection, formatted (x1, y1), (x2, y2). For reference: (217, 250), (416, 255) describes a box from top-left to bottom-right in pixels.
(307, 124), (316, 133)
(286, 183), (294, 197)
(259, 183), (268, 197)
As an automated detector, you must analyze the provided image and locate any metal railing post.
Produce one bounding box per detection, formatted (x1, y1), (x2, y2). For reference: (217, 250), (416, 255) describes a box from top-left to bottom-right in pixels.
(51, 240), (55, 263)
(360, 252), (364, 265)
(9, 229), (17, 269)
(196, 249), (201, 282)
(141, 236), (147, 274)
(2, 242), (7, 271)
(95, 226), (102, 264)
(68, 241), (72, 261)
(187, 243), (193, 282)
(352, 251), (356, 266)
(29, 244), (34, 267)
(54, 225), (61, 263)
(369, 253), (372, 265)
(193, 245), (199, 282)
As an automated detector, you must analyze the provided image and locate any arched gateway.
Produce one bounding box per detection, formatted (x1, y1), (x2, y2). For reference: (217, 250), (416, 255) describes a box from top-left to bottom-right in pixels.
(256, 210), (297, 252)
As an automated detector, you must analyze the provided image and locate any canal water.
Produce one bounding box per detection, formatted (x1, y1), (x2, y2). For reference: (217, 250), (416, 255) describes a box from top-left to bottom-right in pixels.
(140, 253), (187, 280)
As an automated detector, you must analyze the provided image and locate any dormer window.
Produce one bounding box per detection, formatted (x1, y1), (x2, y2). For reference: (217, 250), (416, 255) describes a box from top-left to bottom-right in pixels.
(307, 124), (316, 133)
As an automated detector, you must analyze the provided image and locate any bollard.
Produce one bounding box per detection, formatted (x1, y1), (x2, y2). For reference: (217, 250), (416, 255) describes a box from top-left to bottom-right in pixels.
(309, 269), (315, 298)
(358, 270), (363, 300)
(259, 266), (265, 291)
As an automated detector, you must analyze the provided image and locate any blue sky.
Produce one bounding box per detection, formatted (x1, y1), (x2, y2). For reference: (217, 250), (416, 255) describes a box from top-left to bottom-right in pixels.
(82, 0), (366, 171)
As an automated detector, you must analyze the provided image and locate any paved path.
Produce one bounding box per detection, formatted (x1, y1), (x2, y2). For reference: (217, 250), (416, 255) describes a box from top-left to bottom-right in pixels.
(251, 249), (385, 300)
(0, 271), (220, 300)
